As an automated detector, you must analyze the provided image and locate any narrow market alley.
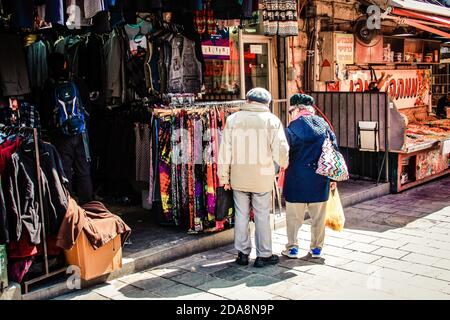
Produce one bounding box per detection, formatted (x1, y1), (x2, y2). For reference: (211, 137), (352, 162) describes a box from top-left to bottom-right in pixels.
(56, 176), (450, 300)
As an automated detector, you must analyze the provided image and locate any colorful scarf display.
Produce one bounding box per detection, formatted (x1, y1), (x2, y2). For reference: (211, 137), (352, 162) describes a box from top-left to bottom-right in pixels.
(153, 106), (238, 232)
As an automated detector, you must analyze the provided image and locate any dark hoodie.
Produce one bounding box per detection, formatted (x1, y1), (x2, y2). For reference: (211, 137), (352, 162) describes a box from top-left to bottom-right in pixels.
(283, 115), (338, 203)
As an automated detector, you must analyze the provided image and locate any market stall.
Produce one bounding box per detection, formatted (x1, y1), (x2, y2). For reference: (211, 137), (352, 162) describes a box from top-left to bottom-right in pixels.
(0, 1), (295, 296)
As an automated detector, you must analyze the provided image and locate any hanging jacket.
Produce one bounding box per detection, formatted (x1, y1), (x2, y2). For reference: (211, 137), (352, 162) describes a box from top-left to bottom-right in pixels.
(0, 34), (31, 97)
(104, 28), (128, 104)
(283, 115), (338, 203)
(0, 180), (8, 244)
(4, 141), (69, 245)
(168, 35), (202, 94)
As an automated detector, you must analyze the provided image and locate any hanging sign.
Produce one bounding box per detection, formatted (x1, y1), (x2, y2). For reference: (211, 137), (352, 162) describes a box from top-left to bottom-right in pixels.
(250, 45), (263, 54)
(340, 69), (431, 110)
(335, 33), (354, 64)
(202, 29), (230, 60)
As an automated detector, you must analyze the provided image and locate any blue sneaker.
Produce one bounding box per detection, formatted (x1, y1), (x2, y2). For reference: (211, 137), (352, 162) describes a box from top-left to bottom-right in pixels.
(282, 247), (299, 259)
(311, 248), (322, 259)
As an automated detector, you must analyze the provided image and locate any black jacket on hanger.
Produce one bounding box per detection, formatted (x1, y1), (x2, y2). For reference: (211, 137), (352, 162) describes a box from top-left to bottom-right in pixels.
(4, 141), (69, 245)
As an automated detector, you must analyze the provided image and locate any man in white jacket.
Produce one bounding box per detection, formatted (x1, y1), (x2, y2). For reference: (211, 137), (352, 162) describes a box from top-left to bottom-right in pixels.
(218, 88), (289, 267)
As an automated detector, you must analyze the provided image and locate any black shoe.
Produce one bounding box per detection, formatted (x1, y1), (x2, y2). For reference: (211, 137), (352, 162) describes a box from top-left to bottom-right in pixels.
(236, 252), (249, 266)
(254, 255), (279, 268)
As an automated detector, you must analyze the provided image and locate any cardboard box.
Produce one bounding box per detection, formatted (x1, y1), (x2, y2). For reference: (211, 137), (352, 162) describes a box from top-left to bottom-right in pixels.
(0, 245), (7, 291)
(64, 232), (122, 281)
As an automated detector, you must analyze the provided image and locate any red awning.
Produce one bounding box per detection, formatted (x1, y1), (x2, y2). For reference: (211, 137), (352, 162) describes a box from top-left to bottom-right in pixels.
(386, 5), (450, 38)
(391, 7), (450, 28)
(389, 0), (450, 18)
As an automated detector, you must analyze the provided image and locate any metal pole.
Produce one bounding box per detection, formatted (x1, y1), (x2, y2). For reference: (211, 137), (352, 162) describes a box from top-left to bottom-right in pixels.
(385, 94), (390, 183)
(33, 128), (49, 275)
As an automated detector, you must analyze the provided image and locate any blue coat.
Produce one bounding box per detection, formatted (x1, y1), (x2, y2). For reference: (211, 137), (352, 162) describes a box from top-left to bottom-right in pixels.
(283, 115), (338, 203)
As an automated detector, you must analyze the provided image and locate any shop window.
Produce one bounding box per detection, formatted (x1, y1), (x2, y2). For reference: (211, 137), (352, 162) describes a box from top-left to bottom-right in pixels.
(202, 27), (240, 100)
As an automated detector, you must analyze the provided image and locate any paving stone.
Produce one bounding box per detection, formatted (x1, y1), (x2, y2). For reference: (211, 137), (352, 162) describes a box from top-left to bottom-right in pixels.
(440, 285), (450, 296)
(306, 284), (399, 300)
(370, 278), (449, 300)
(408, 275), (450, 291)
(346, 233), (379, 244)
(346, 242), (380, 253)
(432, 259), (450, 271)
(324, 237), (354, 248)
(322, 256), (352, 267)
(111, 287), (161, 300)
(223, 287), (275, 300)
(404, 264), (443, 278)
(367, 230), (403, 240)
(397, 235), (430, 245)
(278, 258), (315, 271)
(427, 226), (450, 234)
(399, 244), (450, 259)
(305, 264), (353, 278)
(371, 247), (410, 259)
(401, 252), (448, 266)
(368, 213), (417, 228)
(371, 238), (408, 249)
(435, 270), (450, 282)
(269, 295), (290, 300)
(322, 245), (354, 257)
(370, 268), (415, 282)
(171, 271), (217, 287)
(55, 291), (111, 300)
(155, 284), (204, 300)
(238, 274), (281, 288)
(212, 266), (253, 282)
(341, 251), (382, 264)
(193, 293), (227, 300)
(340, 261), (382, 275)
(261, 281), (312, 300)
(148, 267), (187, 279)
(272, 268), (314, 283)
(91, 280), (132, 298)
(371, 257), (414, 271)
(197, 278), (246, 297)
(126, 274), (178, 293)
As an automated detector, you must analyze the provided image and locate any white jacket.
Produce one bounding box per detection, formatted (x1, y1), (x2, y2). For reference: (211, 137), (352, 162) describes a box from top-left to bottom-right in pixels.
(218, 102), (289, 193)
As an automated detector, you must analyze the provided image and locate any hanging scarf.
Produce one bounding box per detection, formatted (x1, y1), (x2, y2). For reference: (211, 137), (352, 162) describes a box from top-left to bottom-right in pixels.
(158, 118), (173, 223)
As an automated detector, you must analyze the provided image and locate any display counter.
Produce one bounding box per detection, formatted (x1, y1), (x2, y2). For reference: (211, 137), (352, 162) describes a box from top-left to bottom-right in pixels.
(390, 117), (450, 192)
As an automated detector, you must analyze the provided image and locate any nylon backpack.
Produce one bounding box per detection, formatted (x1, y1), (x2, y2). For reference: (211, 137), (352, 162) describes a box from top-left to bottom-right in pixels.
(53, 81), (86, 136)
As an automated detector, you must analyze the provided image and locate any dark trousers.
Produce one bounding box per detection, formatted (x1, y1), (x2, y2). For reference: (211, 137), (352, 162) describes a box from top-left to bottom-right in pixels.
(53, 134), (93, 204)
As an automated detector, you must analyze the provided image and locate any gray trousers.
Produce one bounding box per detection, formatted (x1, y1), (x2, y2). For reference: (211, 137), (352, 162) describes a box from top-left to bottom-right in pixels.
(233, 190), (272, 258)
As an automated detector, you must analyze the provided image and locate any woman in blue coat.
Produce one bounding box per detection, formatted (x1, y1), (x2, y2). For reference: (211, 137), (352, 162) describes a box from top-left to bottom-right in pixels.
(282, 94), (337, 259)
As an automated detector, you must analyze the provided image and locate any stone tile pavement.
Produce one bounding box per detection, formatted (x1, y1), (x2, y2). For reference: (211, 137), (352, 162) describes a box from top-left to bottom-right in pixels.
(56, 176), (450, 300)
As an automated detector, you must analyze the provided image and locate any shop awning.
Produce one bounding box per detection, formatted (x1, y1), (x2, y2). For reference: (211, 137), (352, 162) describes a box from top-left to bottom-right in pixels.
(387, 0), (450, 38)
(389, 0), (450, 18)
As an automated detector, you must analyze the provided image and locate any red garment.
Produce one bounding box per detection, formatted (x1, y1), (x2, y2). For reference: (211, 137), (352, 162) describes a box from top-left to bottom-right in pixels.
(8, 233), (61, 259)
(0, 137), (22, 176)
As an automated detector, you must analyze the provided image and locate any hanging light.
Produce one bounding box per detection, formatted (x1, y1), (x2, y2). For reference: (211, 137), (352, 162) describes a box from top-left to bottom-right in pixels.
(392, 26), (416, 37)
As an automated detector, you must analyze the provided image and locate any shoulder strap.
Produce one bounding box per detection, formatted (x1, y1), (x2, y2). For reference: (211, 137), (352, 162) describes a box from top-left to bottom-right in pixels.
(312, 104), (335, 132)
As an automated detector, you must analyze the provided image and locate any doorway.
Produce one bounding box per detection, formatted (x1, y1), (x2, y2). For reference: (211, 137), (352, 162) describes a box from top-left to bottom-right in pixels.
(239, 34), (274, 99)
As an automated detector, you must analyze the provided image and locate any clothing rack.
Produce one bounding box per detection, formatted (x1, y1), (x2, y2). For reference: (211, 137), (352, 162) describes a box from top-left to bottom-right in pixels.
(154, 100), (245, 116)
(0, 124), (66, 294)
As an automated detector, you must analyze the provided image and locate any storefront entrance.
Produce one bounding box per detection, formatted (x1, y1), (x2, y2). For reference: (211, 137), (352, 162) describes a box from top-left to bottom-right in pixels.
(239, 35), (274, 99)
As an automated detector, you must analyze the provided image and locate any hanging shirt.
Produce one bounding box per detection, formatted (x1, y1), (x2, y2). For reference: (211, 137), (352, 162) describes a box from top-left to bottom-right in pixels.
(124, 21), (153, 55)
(45, 0), (65, 25)
(27, 40), (48, 90)
(66, 0), (92, 28)
(84, 0), (107, 19)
